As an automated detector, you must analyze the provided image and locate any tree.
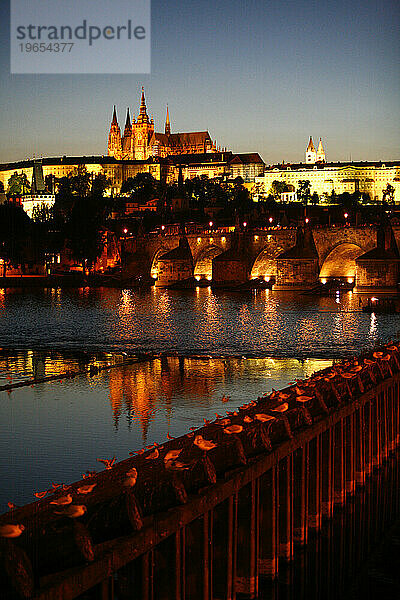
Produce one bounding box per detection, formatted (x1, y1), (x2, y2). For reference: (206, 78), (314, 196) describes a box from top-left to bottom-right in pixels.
(120, 173), (158, 203)
(66, 195), (110, 273)
(91, 173), (111, 197)
(0, 203), (32, 276)
(297, 180), (311, 205)
(68, 165), (91, 197)
(311, 191), (319, 205)
(32, 203), (54, 223)
(382, 183), (395, 205)
(268, 180), (289, 200)
(7, 172), (30, 196)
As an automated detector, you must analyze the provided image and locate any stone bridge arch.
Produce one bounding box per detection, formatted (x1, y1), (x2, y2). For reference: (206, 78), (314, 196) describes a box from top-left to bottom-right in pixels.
(313, 226), (377, 266)
(150, 246), (174, 279)
(194, 245), (224, 280)
(250, 244), (285, 280)
(319, 243), (364, 281)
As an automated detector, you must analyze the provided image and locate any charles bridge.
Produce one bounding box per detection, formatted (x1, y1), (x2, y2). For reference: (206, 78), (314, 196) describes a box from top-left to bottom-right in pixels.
(120, 223), (400, 291)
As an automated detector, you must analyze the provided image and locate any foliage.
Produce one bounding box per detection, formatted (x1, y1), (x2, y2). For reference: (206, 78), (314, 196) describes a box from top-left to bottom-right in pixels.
(311, 192), (319, 205)
(296, 180), (311, 205)
(65, 195), (110, 270)
(68, 165), (91, 197)
(31, 203), (54, 223)
(7, 172), (31, 196)
(382, 183), (395, 204)
(0, 202), (32, 274)
(268, 180), (289, 200)
(120, 173), (159, 203)
(91, 173), (111, 197)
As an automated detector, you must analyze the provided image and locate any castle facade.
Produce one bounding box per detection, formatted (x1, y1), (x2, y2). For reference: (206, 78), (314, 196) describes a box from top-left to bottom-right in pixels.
(254, 138), (399, 203)
(108, 88), (218, 160)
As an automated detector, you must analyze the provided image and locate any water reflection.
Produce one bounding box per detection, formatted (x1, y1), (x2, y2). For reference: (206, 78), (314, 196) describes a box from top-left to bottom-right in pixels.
(0, 350), (332, 511)
(0, 287), (397, 356)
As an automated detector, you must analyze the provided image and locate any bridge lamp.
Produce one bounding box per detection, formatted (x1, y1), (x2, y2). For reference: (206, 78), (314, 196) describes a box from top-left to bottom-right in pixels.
(305, 218), (309, 224)
(344, 213), (348, 219)
(269, 217), (273, 224)
(123, 228), (128, 234)
(243, 222), (247, 227)
(209, 221), (213, 228)
(161, 225), (165, 231)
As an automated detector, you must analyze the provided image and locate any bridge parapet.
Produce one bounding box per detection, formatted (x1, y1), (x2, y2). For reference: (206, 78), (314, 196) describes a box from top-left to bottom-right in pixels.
(1, 343), (399, 599)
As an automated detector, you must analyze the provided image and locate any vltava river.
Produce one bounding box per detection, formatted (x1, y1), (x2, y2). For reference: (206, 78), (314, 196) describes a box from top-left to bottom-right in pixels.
(0, 286), (398, 511)
(0, 286), (397, 356)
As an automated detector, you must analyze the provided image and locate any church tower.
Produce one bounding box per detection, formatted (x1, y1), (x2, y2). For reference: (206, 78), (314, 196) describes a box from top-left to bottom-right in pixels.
(134, 87), (154, 160)
(108, 106), (122, 159)
(305, 136), (317, 164)
(122, 108), (133, 158)
(165, 105), (171, 136)
(316, 138), (326, 163)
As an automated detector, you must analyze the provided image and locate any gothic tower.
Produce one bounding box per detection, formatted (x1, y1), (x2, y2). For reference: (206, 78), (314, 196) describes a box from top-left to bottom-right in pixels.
(134, 87), (154, 160)
(108, 106), (122, 159)
(122, 108), (133, 158)
(305, 136), (317, 164)
(165, 105), (171, 136)
(316, 138), (326, 163)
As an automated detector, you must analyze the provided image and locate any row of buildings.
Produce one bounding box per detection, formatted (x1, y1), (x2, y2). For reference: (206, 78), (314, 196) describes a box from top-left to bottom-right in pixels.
(0, 89), (399, 206)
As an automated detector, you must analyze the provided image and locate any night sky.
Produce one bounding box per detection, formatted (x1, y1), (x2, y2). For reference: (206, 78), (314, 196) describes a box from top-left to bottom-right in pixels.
(0, 0), (399, 164)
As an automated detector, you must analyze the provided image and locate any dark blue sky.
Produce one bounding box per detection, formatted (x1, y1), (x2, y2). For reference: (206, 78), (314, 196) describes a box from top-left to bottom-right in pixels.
(1, 0), (399, 164)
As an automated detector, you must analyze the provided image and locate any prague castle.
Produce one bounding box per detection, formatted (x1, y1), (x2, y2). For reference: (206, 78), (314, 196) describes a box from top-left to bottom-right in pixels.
(108, 88), (217, 160)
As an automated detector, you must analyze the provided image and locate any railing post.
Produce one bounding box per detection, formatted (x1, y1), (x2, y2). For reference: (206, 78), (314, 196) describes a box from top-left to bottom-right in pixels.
(184, 516), (210, 600)
(236, 480), (258, 598)
(333, 420), (345, 506)
(344, 414), (355, 496)
(212, 498), (235, 600)
(308, 435), (322, 531)
(293, 445), (308, 546)
(321, 428), (334, 519)
(258, 467), (278, 580)
(278, 455), (293, 561)
(354, 405), (365, 487)
(364, 400), (373, 477)
(371, 394), (380, 469)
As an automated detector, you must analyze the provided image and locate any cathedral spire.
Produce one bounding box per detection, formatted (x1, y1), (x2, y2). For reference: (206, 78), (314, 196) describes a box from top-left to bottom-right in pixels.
(139, 86), (147, 116)
(316, 138), (326, 162)
(306, 136), (317, 164)
(124, 107), (131, 129)
(165, 105), (171, 135)
(306, 136), (315, 153)
(111, 105), (118, 125)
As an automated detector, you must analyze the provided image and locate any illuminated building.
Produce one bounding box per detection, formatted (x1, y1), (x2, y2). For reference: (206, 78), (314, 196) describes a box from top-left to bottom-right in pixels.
(108, 88), (218, 160)
(255, 138), (400, 202)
